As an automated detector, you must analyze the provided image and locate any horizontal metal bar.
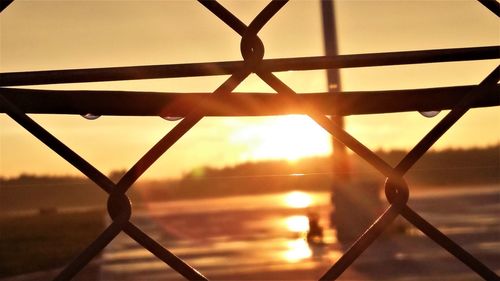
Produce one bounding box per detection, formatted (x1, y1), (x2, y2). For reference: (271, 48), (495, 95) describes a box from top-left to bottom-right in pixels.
(0, 93), (115, 193)
(115, 71), (250, 193)
(0, 46), (498, 86)
(1, 85), (498, 116)
(395, 65), (499, 174)
(256, 68), (401, 180)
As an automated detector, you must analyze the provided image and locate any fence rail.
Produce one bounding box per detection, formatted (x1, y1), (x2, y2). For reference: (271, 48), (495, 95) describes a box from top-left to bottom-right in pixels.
(1, 45), (498, 86)
(1, 85), (499, 116)
(1, 0), (499, 280)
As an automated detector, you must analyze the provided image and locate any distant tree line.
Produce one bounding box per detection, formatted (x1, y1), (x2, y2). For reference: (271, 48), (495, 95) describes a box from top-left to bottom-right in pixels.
(1, 144), (498, 207)
(0, 175), (105, 213)
(137, 144), (500, 201)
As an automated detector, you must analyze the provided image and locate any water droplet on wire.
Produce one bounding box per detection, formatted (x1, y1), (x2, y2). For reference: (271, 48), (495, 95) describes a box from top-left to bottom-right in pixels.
(419, 111), (440, 118)
(161, 116), (183, 121)
(81, 113), (101, 120)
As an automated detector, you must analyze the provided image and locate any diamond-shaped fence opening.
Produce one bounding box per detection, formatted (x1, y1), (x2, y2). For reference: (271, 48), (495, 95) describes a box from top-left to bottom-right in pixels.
(0, 1), (499, 280)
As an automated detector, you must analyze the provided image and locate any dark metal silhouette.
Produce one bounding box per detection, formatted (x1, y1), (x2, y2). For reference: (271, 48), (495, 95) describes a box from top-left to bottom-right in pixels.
(478, 0), (500, 16)
(0, 0), (14, 12)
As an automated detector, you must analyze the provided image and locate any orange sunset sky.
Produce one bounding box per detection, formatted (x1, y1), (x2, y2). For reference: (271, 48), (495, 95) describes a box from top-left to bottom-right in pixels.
(0, 0), (499, 180)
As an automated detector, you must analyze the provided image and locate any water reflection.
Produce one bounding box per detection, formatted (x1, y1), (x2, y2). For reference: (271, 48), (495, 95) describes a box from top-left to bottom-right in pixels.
(284, 191), (313, 208)
(284, 215), (309, 233)
(283, 239), (312, 262)
(103, 191), (345, 280)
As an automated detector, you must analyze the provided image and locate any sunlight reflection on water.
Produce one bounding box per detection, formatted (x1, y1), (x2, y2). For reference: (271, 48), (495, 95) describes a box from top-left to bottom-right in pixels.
(284, 215), (309, 233)
(101, 191), (347, 280)
(283, 191), (313, 208)
(283, 239), (312, 262)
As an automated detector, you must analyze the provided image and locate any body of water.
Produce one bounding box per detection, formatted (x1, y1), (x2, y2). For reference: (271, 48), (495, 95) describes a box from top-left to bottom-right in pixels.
(100, 185), (500, 280)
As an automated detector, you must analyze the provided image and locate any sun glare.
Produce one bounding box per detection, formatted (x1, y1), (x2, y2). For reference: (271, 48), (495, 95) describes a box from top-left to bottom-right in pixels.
(284, 215), (310, 233)
(284, 191), (313, 209)
(231, 115), (332, 162)
(283, 239), (312, 262)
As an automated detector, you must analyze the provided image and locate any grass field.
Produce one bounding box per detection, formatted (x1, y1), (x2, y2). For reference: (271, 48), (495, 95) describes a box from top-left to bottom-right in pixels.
(0, 210), (105, 278)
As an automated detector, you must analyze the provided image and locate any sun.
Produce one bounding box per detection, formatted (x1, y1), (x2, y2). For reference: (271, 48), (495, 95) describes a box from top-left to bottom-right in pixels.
(231, 115), (332, 162)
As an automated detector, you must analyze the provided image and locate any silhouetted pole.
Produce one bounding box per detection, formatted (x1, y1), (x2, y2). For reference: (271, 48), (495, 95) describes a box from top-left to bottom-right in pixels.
(322, 1), (387, 244)
(322, 0), (359, 243)
(321, 1), (349, 182)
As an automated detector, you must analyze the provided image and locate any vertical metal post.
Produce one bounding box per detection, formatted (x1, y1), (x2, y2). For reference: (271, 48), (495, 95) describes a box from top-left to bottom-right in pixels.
(323, 0), (370, 244)
(321, 0), (349, 181)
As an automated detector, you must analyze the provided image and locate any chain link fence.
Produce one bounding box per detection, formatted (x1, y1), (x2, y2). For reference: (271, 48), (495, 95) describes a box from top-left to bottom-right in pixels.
(1, 1), (499, 280)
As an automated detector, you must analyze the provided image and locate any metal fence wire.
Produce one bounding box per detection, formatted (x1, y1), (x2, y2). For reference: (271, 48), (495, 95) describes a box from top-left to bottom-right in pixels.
(1, 1), (499, 280)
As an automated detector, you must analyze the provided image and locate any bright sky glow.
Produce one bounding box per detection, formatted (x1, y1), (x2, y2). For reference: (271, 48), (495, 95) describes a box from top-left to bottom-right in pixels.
(231, 115), (331, 162)
(0, 1), (498, 179)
